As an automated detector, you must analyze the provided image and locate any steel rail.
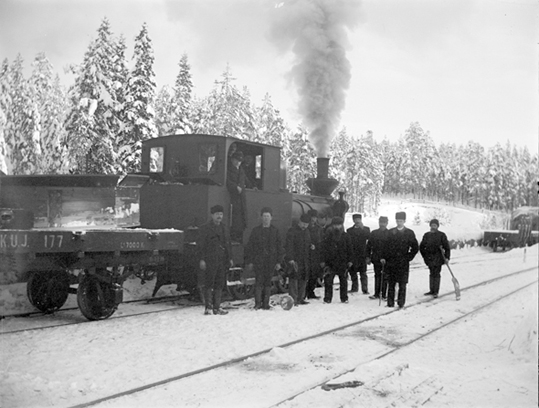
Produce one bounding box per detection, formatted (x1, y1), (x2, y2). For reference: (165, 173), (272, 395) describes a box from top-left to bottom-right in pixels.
(67, 265), (537, 408)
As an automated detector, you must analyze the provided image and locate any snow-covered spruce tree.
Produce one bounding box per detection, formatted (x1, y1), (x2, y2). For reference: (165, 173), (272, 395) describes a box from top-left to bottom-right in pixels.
(282, 125), (316, 194)
(460, 141), (486, 208)
(172, 53), (193, 134)
(253, 93), (286, 148)
(3, 54), (41, 174)
(403, 122), (437, 200)
(28, 53), (69, 173)
(120, 23), (157, 173)
(192, 65), (256, 139)
(0, 58), (10, 174)
(64, 18), (123, 174)
(154, 85), (177, 136)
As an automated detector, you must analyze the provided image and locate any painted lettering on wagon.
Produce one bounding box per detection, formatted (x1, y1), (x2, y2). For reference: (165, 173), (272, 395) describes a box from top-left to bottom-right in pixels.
(120, 241), (145, 250)
(0, 233), (29, 248)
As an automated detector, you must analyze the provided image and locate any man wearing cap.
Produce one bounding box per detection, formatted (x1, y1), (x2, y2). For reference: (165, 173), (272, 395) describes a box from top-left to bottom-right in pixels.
(197, 205), (233, 315)
(419, 219), (451, 298)
(245, 207), (284, 310)
(227, 150), (247, 242)
(366, 216), (390, 300)
(285, 214), (312, 305)
(346, 214), (371, 294)
(306, 209), (323, 299)
(380, 211), (419, 309)
(321, 216), (353, 304)
(332, 191), (349, 220)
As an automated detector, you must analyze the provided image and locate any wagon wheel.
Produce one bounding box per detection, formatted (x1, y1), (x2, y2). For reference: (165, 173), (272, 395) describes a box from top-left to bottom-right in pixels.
(27, 271), (70, 313)
(227, 283), (255, 300)
(77, 274), (117, 321)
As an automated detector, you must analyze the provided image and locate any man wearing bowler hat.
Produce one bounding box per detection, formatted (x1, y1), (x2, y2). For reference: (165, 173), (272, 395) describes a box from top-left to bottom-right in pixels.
(380, 211), (418, 309)
(419, 218), (451, 298)
(367, 216), (390, 300)
(197, 205), (233, 315)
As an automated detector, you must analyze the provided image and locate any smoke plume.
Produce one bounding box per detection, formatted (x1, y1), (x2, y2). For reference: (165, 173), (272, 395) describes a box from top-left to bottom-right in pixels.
(271, 0), (360, 157)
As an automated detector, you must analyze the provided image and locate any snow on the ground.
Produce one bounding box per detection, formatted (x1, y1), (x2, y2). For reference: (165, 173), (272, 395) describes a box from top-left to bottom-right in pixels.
(0, 199), (537, 408)
(0, 246), (537, 408)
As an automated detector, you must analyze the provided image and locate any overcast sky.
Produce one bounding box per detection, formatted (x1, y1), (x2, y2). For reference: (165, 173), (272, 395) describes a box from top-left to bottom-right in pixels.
(0, 0), (537, 153)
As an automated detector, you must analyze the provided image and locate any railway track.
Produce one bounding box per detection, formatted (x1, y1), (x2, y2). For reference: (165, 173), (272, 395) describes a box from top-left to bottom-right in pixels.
(63, 264), (537, 408)
(0, 248), (516, 334)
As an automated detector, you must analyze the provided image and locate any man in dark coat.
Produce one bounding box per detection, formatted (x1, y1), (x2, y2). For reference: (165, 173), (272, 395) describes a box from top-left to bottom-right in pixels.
(285, 214), (312, 305)
(245, 207), (284, 310)
(367, 216), (390, 300)
(332, 191), (349, 219)
(197, 205), (233, 315)
(419, 218), (451, 298)
(321, 217), (353, 304)
(306, 209), (323, 299)
(381, 211), (419, 309)
(346, 213), (371, 294)
(226, 150), (247, 242)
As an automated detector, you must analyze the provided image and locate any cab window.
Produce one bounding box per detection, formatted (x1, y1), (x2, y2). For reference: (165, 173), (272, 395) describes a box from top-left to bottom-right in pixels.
(199, 143), (218, 175)
(150, 147), (164, 173)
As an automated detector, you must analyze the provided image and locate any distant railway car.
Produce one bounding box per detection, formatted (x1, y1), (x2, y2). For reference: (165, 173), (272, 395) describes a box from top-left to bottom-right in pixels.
(483, 206), (539, 251)
(0, 134), (341, 320)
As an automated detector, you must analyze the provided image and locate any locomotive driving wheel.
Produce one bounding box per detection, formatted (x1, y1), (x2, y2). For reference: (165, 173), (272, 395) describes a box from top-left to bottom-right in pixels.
(27, 270), (70, 313)
(77, 273), (118, 321)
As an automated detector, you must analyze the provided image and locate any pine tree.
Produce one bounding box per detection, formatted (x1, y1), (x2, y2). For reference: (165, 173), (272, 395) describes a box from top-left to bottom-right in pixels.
(193, 65), (255, 138)
(64, 18), (122, 174)
(172, 53), (193, 134)
(28, 53), (68, 173)
(120, 23), (157, 173)
(3, 54), (41, 174)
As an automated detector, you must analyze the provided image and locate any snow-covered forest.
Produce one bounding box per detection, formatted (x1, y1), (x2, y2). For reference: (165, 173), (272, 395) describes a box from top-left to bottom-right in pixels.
(0, 18), (537, 214)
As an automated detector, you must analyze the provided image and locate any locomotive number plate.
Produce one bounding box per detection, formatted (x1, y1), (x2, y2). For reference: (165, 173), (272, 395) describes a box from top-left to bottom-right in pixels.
(44, 234), (64, 249)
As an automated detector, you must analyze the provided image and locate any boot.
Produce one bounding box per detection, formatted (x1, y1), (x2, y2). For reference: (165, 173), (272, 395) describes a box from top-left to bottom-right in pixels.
(424, 277), (434, 296)
(262, 287), (272, 310)
(205, 288), (213, 310)
(213, 288), (228, 315)
(433, 275), (441, 296)
(254, 287), (263, 309)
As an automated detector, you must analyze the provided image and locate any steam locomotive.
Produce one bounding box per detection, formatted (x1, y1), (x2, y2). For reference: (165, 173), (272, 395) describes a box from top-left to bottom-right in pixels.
(0, 134), (340, 320)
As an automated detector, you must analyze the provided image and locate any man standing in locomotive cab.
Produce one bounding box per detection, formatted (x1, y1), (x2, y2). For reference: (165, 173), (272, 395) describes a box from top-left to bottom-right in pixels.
(367, 216), (390, 300)
(380, 212), (419, 309)
(420, 219), (451, 298)
(227, 150), (247, 242)
(197, 205), (233, 315)
(306, 209), (323, 300)
(321, 217), (353, 304)
(346, 213), (371, 294)
(332, 191), (350, 220)
(285, 214), (312, 306)
(245, 207), (284, 310)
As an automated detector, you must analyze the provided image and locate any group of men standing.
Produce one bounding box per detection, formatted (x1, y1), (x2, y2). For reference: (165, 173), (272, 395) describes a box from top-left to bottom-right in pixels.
(196, 203), (451, 315)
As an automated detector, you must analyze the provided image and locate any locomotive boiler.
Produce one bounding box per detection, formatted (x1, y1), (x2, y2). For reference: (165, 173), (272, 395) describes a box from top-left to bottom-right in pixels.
(0, 134), (341, 320)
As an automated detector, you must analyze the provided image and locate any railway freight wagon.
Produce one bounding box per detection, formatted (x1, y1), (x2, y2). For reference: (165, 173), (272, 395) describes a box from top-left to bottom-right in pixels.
(483, 206), (539, 251)
(0, 134), (339, 320)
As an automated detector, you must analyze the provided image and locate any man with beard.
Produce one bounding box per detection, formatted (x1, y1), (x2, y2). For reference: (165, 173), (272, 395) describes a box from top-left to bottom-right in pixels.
(419, 218), (451, 298)
(197, 205), (233, 315)
(367, 216), (390, 300)
(380, 212), (418, 309)
(305, 209), (323, 300)
(346, 213), (371, 294)
(285, 214), (312, 306)
(245, 207), (284, 310)
(321, 217), (353, 304)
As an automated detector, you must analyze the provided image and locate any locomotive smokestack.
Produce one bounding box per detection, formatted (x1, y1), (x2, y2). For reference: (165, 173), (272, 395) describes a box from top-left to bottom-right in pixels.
(306, 157), (339, 197)
(316, 157), (329, 179)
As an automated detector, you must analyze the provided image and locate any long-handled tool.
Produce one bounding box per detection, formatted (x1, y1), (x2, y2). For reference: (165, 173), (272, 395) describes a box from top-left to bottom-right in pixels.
(440, 246), (460, 300)
(379, 263), (385, 306)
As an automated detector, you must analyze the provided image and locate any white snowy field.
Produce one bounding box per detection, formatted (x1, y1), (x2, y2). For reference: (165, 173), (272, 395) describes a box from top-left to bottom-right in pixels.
(0, 245), (537, 408)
